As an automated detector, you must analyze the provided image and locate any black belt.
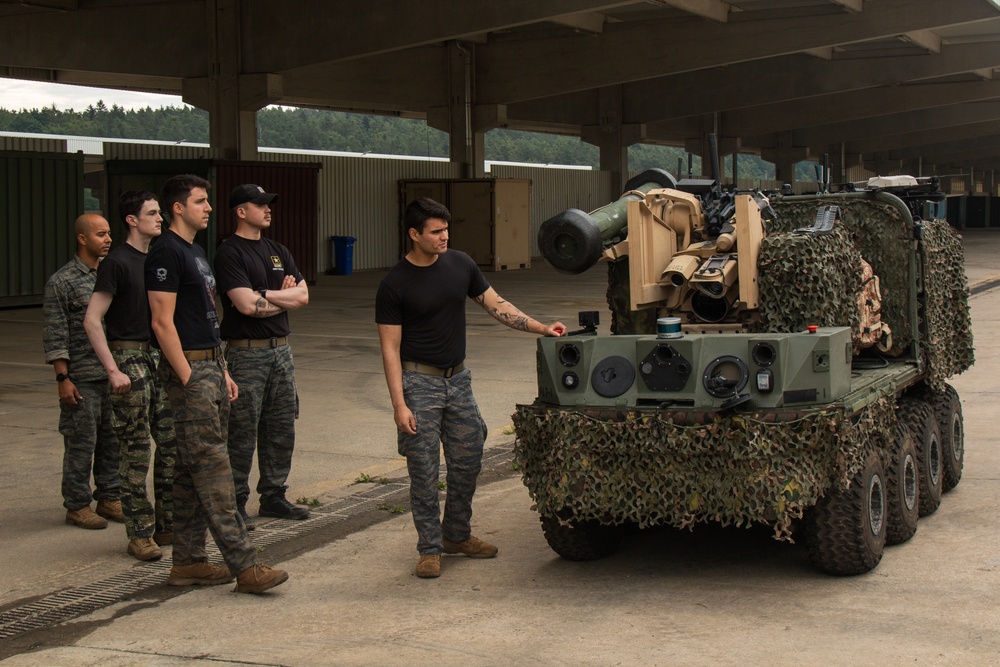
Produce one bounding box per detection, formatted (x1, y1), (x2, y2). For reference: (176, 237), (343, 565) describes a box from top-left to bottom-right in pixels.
(401, 360), (464, 378)
(182, 348), (220, 361)
(108, 340), (150, 352)
(226, 337), (288, 349)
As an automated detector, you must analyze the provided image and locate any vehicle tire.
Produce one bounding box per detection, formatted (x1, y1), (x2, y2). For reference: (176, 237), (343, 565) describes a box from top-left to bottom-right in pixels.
(928, 384), (964, 492)
(806, 452), (886, 575)
(885, 424), (919, 546)
(897, 396), (943, 516)
(540, 513), (622, 561)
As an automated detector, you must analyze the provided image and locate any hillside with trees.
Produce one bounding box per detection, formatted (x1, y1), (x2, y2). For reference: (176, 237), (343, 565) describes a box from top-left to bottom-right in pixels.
(0, 102), (796, 181)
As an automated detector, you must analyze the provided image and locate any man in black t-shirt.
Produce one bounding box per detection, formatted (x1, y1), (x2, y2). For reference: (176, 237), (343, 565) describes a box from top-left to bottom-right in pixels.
(376, 197), (566, 579)
(146, 174), (287, 594)
(215, 184), (311, 527)
(84, 190), (177, 562)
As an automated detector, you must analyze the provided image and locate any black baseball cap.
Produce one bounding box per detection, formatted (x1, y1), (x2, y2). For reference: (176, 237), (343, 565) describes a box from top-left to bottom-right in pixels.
(229, 184), (278, 208)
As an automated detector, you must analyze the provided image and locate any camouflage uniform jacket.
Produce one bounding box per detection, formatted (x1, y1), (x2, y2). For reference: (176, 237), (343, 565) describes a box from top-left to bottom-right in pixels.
(43, 256), (107, 383)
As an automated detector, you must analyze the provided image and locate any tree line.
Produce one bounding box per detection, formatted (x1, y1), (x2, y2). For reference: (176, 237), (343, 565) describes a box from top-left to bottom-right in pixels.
(0, 102), (798, 181)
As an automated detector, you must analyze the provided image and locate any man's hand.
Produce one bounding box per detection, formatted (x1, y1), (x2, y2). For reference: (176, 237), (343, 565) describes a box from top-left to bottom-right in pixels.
(225, 370), (239, 403)
(279, 274), (297, 290)
(58, 379), (83, 406)
(544, 322), (567, 337)
(394, 404), (417, 435)
(108, 368), (132, 394)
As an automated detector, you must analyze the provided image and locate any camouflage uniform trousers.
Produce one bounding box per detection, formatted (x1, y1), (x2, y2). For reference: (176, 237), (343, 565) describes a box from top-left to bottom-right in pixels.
(397, 368), (488, 555)
(224, 344), (298, 506)
(160, 356), (256, 574)
(110, 349), (177, 539)
(59, 380), (120, 510)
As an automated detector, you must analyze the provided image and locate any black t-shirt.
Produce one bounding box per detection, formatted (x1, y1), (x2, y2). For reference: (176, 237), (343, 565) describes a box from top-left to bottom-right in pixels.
(375, 250), (490, 368)
(214, 235), (303, 339)
(145, 230), (221, 350)
(94, 243), (150, 341)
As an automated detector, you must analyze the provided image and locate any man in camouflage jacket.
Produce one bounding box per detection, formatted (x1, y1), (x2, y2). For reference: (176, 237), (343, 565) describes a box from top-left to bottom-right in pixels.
(43, 214), (123, 530)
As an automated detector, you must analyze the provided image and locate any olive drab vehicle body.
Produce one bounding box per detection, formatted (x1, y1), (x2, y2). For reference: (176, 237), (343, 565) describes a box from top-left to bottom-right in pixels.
(514, 168), (973, 575)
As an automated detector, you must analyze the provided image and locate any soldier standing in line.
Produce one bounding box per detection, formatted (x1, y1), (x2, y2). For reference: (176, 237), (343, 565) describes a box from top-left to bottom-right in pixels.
(146, 174), (287, 593)
(43, 213), (124, 529)
(84, 191), (177, 561)
(215, 184), (311, 529)
(376, 197), (565, 578)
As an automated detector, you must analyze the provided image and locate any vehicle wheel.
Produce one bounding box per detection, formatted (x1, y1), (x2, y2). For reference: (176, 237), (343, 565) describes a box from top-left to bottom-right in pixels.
(806, 452), (886, 575)
(540, 512), (622, 561)
(897, 396), (943, 516)
(928, 384), (964, 492)
(885, 424), (919, 546)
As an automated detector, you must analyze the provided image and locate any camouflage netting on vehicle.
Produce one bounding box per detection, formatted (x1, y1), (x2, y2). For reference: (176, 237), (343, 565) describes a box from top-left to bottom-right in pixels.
(756, 225), (863, 338)
(920, 218), (974, 390)
(769, 196), (914, 354)
(606, 257), (655, 335)
(513, 394), (896, 541)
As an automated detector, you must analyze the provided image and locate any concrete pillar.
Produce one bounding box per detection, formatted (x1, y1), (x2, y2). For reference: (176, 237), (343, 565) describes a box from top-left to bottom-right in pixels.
(762, 134), (809, 191)
(182, 1), (282, 160)
(206, 0), (257, 160)
(597, 86), (628, 192)
(446, 42), (486, 178)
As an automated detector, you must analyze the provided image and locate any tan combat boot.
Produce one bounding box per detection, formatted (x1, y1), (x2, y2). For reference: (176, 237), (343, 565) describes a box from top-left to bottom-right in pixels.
(235, 563), (289, 594)
(168, 562), (234, 586)
(152, 530), (173, 546)
(416, 554), (441, 578)
(127, 537), (162, 561)
(442, 535), (498, 558)
(96, 498), (124, 523)
(65, 505), (108, 530)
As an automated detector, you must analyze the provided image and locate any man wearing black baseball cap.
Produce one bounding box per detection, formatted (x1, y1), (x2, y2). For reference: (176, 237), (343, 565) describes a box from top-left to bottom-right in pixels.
(215, 184), (311, 528)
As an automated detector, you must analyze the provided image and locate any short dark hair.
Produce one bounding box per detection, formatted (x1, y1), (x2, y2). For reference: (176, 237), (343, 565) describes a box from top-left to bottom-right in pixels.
(118, 190), (158, 230)
(404, 197), (450, 235)
(160, 174), (211, 222)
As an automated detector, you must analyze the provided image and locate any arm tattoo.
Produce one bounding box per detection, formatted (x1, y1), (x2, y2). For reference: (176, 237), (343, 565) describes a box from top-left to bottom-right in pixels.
(252, 297), (271, 318)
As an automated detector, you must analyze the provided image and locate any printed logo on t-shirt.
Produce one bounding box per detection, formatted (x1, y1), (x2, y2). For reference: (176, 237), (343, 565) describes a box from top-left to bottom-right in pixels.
(155, 268), (168, 282)
(270, 255), (283, 270)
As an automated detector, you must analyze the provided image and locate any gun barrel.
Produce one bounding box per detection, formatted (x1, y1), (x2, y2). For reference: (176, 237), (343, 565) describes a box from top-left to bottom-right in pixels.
(539, 168), (677, 274)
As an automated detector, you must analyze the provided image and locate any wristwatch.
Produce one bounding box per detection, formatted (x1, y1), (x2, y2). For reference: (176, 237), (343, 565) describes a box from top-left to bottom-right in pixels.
(56, 373), (72, 382)
(260, 288), (268, 300)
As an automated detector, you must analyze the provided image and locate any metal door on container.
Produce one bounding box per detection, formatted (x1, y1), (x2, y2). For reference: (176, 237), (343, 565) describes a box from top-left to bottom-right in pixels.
(448, 180), (493, 266)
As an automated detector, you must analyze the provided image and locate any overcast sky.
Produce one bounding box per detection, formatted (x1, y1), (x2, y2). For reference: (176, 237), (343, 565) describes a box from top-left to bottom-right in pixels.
(0, 79), (185, 111)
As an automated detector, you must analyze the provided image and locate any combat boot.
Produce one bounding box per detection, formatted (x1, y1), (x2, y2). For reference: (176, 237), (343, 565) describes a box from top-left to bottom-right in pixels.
(96, 498), (124, 523)
(442, 535), (498, 558)
(416, 554), (441, 578)
(128, 537), (162, 561)
(168, 562), (234, 586)
(65, 505), (108, 530)
(237, 503), (256, 531)
(259, 495), (310, 520)
(152, 530), (173, 546)
(235, 563), (288, 593)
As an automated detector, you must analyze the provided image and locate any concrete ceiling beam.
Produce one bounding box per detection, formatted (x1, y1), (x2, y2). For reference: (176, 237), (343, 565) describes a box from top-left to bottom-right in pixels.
(242, 0), (638, 72)
(619, 40), (1000, 123)
(768, 100), (1000, 147)
(716, 79), (1000, 138)
(846, 120), (1000, 154)
(476, 0), (1000, 104)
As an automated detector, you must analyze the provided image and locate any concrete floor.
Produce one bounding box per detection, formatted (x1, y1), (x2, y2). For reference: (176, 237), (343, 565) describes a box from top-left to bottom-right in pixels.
(1, 230), (999, 666)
